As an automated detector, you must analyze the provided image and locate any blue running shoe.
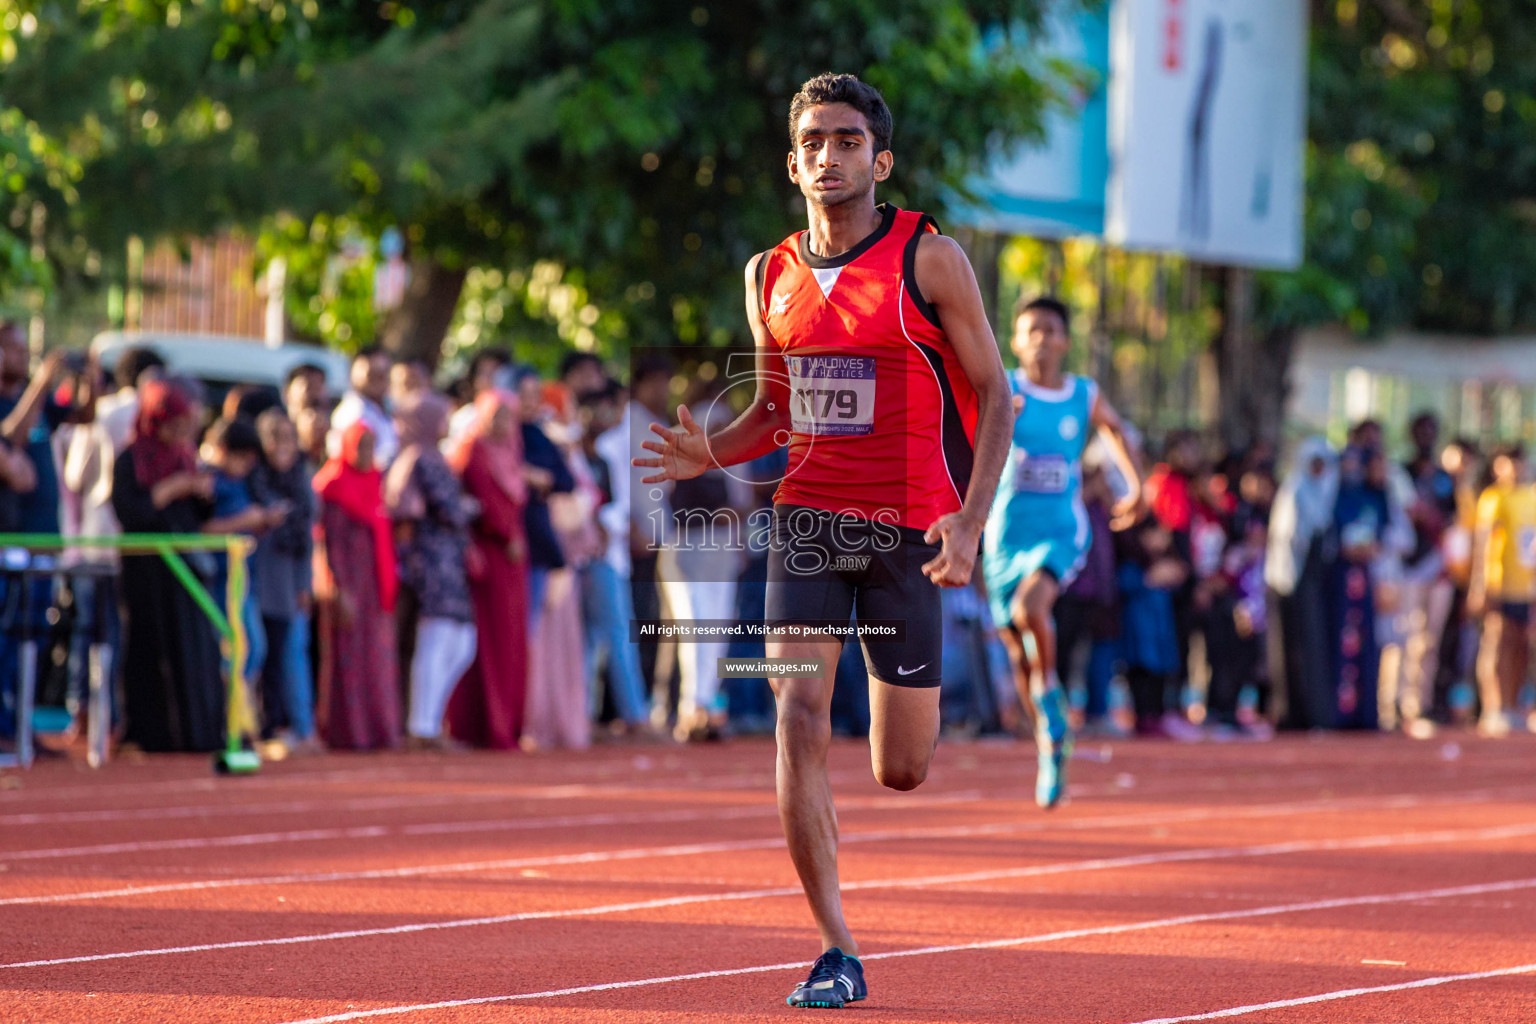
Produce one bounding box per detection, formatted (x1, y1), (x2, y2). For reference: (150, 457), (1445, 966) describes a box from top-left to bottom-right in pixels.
(1033, 686), (1073, 809)
(786, 947), (866, 1009)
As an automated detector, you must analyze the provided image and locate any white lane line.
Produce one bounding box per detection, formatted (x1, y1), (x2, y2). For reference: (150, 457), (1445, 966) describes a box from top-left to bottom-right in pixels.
(0, 809), (771, 863)
(0, 789), (989, 864)
(5, 784), (1527, 908)
(1120, 962), (1536, 1023)
(0, 760), (1313, 829)
(0, 789), (590, 827)
(1, 789), (1524, 907)
(268, 878), (1536, 1023)
(3, 776), (1523, 865)
(7, 736), (1528, 808)
(0, 766), (431, 803)
(6, 822), (1534, 970)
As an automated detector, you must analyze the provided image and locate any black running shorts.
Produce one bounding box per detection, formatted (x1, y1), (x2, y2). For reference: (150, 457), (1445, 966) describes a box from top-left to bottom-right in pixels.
(763, 504), (943, 687)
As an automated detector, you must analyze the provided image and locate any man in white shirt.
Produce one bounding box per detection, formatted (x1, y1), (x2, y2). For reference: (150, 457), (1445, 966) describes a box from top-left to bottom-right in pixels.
(327, 347), (398, 468)
(58, 346), (165, 732)
(61, 348), (166, 560)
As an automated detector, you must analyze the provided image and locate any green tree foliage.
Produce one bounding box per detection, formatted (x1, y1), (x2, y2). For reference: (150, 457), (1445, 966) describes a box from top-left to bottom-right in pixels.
(0, 8), (81, 321)
(0, 107), (63, 319)
(5, 0), (1067, 361)
(1262, 0), (1536, 336)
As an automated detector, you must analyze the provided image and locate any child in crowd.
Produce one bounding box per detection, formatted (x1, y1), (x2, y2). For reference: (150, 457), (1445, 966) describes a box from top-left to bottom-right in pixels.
(1204, 516), (1274, 739)
(1054, 464), (1124, 737)
(250, 409), (318, 753)
(1469, 444), (1536, 737)
(1116, 513), (1199, 740)
(201, 416), (288, 741)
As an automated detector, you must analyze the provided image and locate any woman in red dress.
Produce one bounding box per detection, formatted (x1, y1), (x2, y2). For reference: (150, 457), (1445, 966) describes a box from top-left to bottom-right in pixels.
(445, 391), (531, 749)
(314, 422), (400, 750)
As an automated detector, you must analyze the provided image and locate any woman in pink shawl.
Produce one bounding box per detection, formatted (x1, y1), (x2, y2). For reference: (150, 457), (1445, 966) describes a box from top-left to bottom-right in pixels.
(521, 373), (598, 753)
(444, 390), (530, 748)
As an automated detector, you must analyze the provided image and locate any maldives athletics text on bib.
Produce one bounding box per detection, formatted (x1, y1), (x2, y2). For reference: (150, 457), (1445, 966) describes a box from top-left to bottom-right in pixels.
(787, 355), (876, 437)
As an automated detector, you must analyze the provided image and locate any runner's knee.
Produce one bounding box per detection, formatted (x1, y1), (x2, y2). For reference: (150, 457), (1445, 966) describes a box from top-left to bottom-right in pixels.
(1024, 577), (1056, 619)
(873, 756), (929, 792)
(775, 690), (831, 753)
(871, 728), (937, 792)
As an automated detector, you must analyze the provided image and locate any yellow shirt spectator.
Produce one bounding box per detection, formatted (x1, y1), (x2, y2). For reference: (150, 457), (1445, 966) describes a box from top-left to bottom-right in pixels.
(1475, 482), (1536, 602)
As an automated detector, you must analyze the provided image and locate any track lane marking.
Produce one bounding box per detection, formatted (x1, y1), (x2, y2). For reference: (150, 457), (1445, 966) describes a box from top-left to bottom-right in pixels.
(0, 762), (1335, 836)
(0, 789), (986, 862)
(0, 789), (613, 827)
(2, 788), (1519, 906)
(7, 737), (1530, 807)
(5, 821), (1534, 970)
(1120, 962), (1536, 1023)
(264, 877), (1536, 1023)
(0, 779), (1523, 872)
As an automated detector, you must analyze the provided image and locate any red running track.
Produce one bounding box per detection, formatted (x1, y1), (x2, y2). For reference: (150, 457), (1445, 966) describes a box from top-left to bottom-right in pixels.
(1, 733), (1534, 1023)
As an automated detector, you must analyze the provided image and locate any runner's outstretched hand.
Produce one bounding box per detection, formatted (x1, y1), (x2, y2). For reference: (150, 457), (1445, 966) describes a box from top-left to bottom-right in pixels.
(922, 513), (982, 588)
(634, 404), (711, 483)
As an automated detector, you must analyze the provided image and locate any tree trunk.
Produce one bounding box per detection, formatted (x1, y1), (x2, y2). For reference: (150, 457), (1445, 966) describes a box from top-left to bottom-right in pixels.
(1212, 266), (1294, 452)
(380, 259), (467, 370)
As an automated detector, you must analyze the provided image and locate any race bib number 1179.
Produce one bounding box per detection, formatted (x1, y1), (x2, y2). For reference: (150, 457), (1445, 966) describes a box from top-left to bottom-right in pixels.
(787, 355), (876, 437)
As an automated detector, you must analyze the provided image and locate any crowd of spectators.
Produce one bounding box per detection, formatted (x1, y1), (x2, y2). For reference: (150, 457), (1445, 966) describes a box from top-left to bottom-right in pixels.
(0, 318), (1530, 757)
(1066, 412), (1533, 742)
(0, 331), (658, 755)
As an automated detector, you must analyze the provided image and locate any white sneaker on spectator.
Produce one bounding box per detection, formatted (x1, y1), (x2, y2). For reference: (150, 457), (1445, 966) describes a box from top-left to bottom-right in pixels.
(1403, 717), (1436, 740)
(1478, 713), (1512, 738)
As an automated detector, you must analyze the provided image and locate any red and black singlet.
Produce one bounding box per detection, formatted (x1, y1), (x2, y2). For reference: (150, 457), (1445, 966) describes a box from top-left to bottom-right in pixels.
(756, 204), (978, 532)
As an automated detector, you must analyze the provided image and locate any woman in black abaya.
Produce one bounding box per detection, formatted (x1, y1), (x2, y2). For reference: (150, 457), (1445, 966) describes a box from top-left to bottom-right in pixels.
(111, 380), (225, 752)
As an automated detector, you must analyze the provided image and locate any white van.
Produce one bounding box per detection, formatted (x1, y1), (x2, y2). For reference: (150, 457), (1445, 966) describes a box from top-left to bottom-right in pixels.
(88, 331), (351, 404)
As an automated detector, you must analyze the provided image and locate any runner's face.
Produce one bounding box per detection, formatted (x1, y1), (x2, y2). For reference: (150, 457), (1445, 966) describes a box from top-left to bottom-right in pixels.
(1012, 310), (1069, 375)
(789, 103), (892, 208)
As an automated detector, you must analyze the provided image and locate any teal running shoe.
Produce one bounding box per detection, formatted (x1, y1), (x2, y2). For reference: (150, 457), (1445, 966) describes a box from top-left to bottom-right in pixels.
(1033, 687), (1073, 809)
(787, 947), (866, 1008)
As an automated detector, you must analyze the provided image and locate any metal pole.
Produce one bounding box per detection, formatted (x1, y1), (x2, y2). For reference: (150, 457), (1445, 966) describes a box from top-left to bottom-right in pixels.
(17, 627), (36, 770)
(87, 644), (109, 769)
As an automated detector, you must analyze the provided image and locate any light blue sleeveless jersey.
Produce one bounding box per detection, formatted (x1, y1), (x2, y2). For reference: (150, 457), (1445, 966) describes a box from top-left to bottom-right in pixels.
(982, 372), (1097, 628)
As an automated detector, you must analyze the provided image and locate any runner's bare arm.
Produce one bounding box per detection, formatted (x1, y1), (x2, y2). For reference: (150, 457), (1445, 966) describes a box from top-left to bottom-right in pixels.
(912, 232), (1012, 587)
(634, 253), (792, 484)
(1090, 391), (1145, 528)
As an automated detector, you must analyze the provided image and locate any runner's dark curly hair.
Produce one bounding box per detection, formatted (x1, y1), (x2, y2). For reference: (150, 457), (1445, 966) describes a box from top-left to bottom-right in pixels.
(788, 73), (892, 154)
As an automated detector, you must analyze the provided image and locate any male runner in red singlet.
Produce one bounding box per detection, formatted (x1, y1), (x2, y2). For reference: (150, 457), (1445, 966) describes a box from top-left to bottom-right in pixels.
(636, 73), (1013, 1008)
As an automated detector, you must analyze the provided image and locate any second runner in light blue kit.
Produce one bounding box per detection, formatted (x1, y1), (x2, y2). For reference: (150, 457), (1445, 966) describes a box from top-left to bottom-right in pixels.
(984, 297), (1142, 809)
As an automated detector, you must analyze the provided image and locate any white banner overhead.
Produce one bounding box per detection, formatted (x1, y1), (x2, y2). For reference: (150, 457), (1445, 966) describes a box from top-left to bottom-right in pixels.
(1106, 0), (1308, 268)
